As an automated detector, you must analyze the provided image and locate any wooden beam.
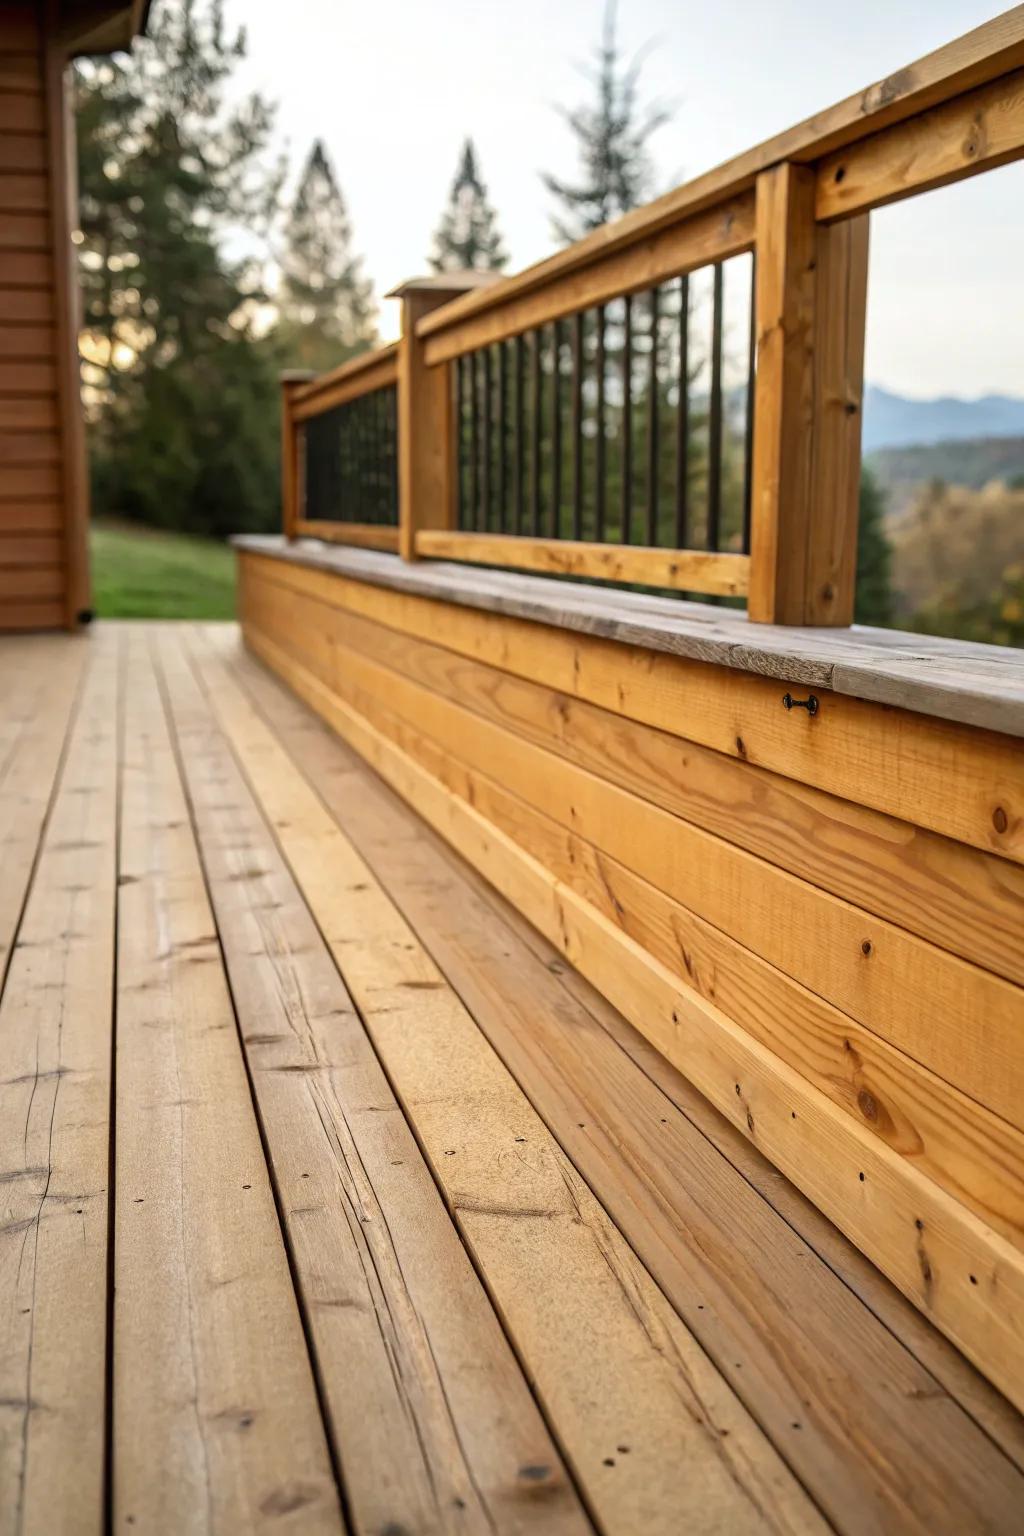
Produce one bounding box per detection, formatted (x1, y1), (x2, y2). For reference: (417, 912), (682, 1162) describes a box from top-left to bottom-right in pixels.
(279, 370), (311, 540)
(420, 196), (755, 365)
(817, 65), (1024, 220)
(747, 164), (868, 625)
(393, 277), (483, 562)
(415, 529), (750, 596)
(290, 349), (398, 423)
(294, 519), (399, 552)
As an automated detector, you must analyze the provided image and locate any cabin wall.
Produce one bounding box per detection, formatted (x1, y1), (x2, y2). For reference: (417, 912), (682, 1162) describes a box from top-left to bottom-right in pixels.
(238, 545), (1024, 1411)
(0, 0), (86, 630)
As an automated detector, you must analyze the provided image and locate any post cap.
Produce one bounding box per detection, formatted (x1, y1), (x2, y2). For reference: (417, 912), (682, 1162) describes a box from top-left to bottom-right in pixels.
(279, 369), (316, 384)
(385, 271), (505, 300)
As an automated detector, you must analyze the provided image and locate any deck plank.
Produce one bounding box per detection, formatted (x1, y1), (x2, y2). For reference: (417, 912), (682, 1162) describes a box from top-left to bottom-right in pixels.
(114, 627), (342, 1533)
(0, 632), (85, 993)
(0, 631), (117, 1536)
(191, 625), (828, 1536)
(156, 626), (591, 1536)
(221, 624), (1024, 1534)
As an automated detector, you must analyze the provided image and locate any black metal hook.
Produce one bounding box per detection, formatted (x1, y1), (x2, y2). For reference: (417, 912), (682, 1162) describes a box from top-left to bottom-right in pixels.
(782, 692), (819, 717)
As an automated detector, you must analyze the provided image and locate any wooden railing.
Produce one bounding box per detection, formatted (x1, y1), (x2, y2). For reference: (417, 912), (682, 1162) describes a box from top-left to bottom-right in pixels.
(281, 8), (1024, 625)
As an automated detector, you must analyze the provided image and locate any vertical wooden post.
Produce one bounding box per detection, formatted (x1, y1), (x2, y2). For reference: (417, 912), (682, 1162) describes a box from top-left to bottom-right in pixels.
(747, 162), (869, 626)
(279, 371), (312, 540)
(390, 274), (502, 562)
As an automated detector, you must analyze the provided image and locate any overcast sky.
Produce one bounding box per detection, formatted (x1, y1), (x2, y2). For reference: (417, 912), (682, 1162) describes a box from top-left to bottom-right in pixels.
(228, 0), (1023, 398)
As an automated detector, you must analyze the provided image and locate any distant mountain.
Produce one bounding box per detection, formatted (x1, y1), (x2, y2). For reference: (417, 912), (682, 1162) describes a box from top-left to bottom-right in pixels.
(862, 386), (1024, 453)
(866, 436), (1024, 518)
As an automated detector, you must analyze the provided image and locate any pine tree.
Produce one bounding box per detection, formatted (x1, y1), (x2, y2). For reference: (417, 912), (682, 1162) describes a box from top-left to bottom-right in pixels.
(542, 0), (672, 244)
(855, 465), (895, 625)
(278, 140), (377, 371)
(429, 139), (509, 273)
(75, 0), (286, 535)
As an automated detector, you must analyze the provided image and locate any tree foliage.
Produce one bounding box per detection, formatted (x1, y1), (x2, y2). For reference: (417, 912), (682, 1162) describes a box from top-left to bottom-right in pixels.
(76, 0), (285, 534)
(854, 465), (894, 625)
(277, 140), (377, 371)
(430, 138), (509, 273)
(542, 0), (671, 244)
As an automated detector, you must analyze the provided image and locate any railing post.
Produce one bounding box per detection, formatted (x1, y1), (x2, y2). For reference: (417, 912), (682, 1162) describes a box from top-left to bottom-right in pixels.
(747, 163), (869, 626)
(390, 274), (502, 562)
(280, 370), (314, 541)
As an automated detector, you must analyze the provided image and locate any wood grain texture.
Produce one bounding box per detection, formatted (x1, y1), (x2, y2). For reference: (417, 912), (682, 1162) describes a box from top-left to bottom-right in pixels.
(240, 624), (1024, 1415)
(227, 635), (1024, 1536)
(197, 627), (827, 1536)
(244, 575), (1024, 1145)
(236, 546), (1024, 855)
(114, 628), (343, 1534)
(294, 519), (399, 551)
(415, 530), (750, 596)
(0, 629), (83, 988)
(160, 626), (591, 1536)
(0, 632), (116, 1536)
(239, 567), (1024, 986)
(420, 195), (755, 365)
(818, 65), (1024, 219)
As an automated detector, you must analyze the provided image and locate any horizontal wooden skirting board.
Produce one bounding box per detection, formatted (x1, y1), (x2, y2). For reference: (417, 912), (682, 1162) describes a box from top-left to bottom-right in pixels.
(414, 529), (750, 597)
(0, 92), (45, 133)
(241, 620), (1024, 1417)
(245, 587), (1024, 1248)
(420, 195), (755, 365)
(243, 581), (1024, 1217)
(241, 570), (1023, 988)
(294, 518), (399, 552)
(0, 361), (57, 395)
(817, 65), (1024, 220)
(236, 547), (1024, 862)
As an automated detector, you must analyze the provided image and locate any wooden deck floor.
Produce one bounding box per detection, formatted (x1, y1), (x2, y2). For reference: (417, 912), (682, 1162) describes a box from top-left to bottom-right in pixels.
(3, 623), (1024, 1536)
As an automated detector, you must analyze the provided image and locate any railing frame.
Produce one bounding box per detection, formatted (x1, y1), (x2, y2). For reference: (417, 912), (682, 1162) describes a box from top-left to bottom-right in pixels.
(279, 8), (1024, 626)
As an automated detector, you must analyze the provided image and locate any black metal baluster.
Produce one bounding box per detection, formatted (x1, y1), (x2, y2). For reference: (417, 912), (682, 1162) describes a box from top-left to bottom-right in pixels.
(742, 254), (757, 555)
(531, 328), (542, 536)
(391, 385), (400, 524)
(497, 340), (508, 533)
(647, 286), (659, 545)
(514, 334), (525, 535)
(621, 293), (633, 545)
(595, 305), (606, 542)
(675, 274), (690, 549)
(469, 353), (479, 530)
(481, 346), (493, 531)
(550, 320), (562, 538)
(456, 358), (466, 530)
(571, 311), (583, 540)
(708, 262), (724, 553)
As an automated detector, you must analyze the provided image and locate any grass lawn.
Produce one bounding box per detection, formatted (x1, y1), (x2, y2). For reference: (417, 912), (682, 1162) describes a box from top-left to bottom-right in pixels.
(90, 519), (237, 620)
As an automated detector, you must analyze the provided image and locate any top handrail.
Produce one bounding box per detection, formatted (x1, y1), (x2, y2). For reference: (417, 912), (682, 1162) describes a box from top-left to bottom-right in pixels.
(417, 5), (1024, 349)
